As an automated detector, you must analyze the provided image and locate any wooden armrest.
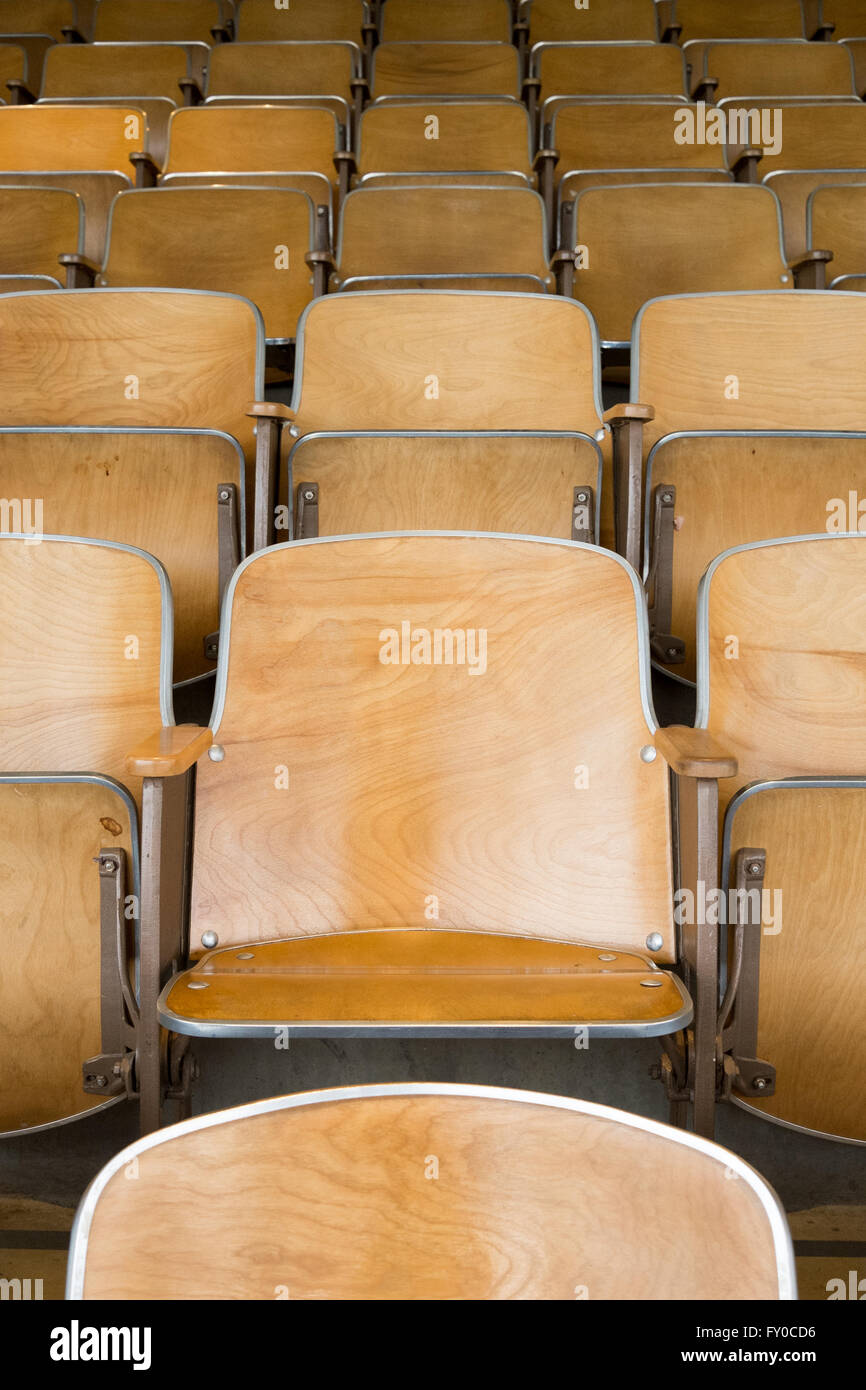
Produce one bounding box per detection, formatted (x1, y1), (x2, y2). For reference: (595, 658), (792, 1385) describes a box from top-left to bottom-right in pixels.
(58, 252), (100, 288)
(127, 725), (213, 778)
(178, 76), (203, 106)
(692, 76), (718, 102)
(603, 402), (655, 425)
(791, 249), (833, 269)
(129, 150), (161, 187)
(5, 78), (35, 104)
(247, 400), (295, 422)
(655, 726), (737, 780)
(731, 145), (762, 182)
(532, 146), (558, 170)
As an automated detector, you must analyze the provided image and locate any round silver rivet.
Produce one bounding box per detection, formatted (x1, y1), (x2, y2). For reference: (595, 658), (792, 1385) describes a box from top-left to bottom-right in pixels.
(598, 952), (616, 961)
(304, 489), (315, 502)
(219, 488), (230, 501)
(575, 492), (587, 503)
(188, 981), (209, 990)
(645, 932), (663, 952)
(208, 744), (225, 762)
(639, 745), (657, 763)
(748, 862), (762, 875)
(236, 951), (254, 960)
(201, 931), (219, 949)
(640, 978), (663, 988)
(103, 859), (117, 873)
(753, 1076), (770, 1091)
(661, 492), (673, 504)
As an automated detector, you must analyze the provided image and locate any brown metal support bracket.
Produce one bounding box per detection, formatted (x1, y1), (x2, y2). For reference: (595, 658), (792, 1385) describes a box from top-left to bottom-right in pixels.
(295, 481), (319, 539)
(677, 774), (722, 1138)
(572, 485), (595, 544)
(82, 849), (139, 1100)
(647, 483), (685, 665)
(722, 847), (777, 1100)
(603, 403), (653, 573)
(203, 483), (240, 663)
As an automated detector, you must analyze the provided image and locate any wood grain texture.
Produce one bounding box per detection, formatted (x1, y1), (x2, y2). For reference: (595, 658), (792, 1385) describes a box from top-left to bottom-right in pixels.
(336, 186), (551, 288)
(827, 0), (866, 37)
(767, 168), (866, 262)
(0, 779), (134, 1133)
(289, 432), (598, 537)
(703, 536), (866, 810)
(357, 101), (533, 177)
(842, 39), (866, 95)
(0, 288), (261, 483)
(0, 0), (76, 40)
(292, 291), (602, 434)
(562, 167), (732, 202)
(650, 434), (866, 681)
(126, 723), (212, 777)
(0, 104), (146, 171)
(191, 536), (674, 956)
(0, 535), (165, 790)
(236, 0), (366, 43)
(674, 0), (805, 69)
(206, 40), (356, 99)
(381, 0), (512, 42)
(572, 183), (790, 343)
(0, 429), (241, 682)
(164, 104), (339, 183)
(727, 785), (866, 1141)
(553, 102), (732, 184)
(0, 186), (80, 276)
(636, 291), (866, 456)
(166, 931), (684, 1024)
(537, 42), (686, 98)
(41, 41), (190, 100)
(756, 106), (866, 256)
(79, 1091), (785, 1299)
(372, 42), (520, 97)
(526, 0), (658, 41)
(0, 170), (127, 262)
(704, 40), (857, 98)
(101, 186), (315, 341)
(93, 0), (226, 43)
(809, 182), (866, 279)
(654, 726), (736, 778)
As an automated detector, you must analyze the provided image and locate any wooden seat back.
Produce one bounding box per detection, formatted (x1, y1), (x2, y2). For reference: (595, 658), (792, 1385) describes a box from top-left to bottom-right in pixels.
(191, 535), (673, 956)
(94, 0), (228, 42)
(381, 0), (513, 43)
(524, 0), (659, 43)
(235, 0), (366, 43)
(0, 185), (81, 276)
(68, 1084), (794, 1299)
(702, 39), (857, 98)
(372, 42), (520, 98)
(357, 100), (534, 179)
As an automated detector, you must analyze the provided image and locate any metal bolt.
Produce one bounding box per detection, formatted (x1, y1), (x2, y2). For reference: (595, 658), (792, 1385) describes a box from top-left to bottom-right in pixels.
(236, 951), (254, 960)
(188, 981), (209, 990)
(201, 930), (219, 949)
(219, 488), (230, 501)
(598, 952), (616, 961)
(102, 858), (117, 873)
(113, 1062), (123, 1076)
(640, 978), (663, 988)
(645, 932), (663, 952)
(208, 744), (225, 762)
(639, 745), (657, 763)
(748, 861), (762, 875)
(753, 1076), (770, 1091)
(575, 492), (587, 503)
(661, 492), (673, 504)
(666, 647), (679, 660)
(303, 489), (315, 502)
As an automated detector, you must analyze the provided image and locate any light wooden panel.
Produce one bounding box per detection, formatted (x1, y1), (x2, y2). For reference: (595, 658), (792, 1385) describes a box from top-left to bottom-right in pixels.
(0, 0), (76, 40)
(41, 41), (190, 100)
(236, 0), (365, 43)
(751, 105), (866, 256)
(527, 0), (658, 42)
(636, 291), (866, 455)
(676, 0), (806, 71)
(537, 42), (686, 99)
(727, 785), (866, 1141)
(0, 288), (260, 476)
(381, 0), (512, 42)
(290, 432), (597, 537)
(373, 42), (520, 97)
(0, 779), (133, 1133)
(206, 41), (355, 98)
(842, 39), (866, 96)
(573, 183), (789, 344)
(704, 536), (866, 808)
(0, 36), (53, 93)
(165, 932), (685, 1024)
(809, 182), (866, 280)
(101, 187), (315, 341)
(357, 101), (532, 177)
(704, 40), (857, 98)
(94, 0), (225, 43)
(0, 169), (125, 262)
(163, 104), (338, 181)
(0, 429), (238, 682)
(336, 186), (551, 286)
(0, 104), (146, 170)
(192, 536), (673, 954)
(79, 1091), (785, 1299)
(562, 166), (732, 201)
(815, 0), (866, 38)
(0, 186), (80, 276)
(0, 536), (165, 788)
(552, 102), (732, 185)
(767, 167), (866, 262)
(651, 434), (866, 682)
(293, 291), (601, 433)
